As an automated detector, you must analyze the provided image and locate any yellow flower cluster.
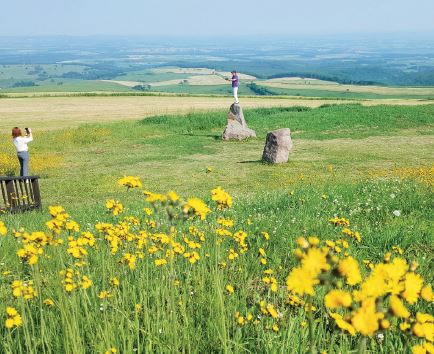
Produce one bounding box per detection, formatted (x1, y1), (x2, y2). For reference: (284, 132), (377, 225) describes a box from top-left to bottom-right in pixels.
(60, 268), (92, 292)
(341, 228), (361, 242)
(0, 221), (7, 236)
(183, 198), (211, 220)
(330, 257), (434, 337)
(13, 207), (73, 265)
(0, 151), (60, 176)
(4, 307), (22, 329)
(106, 199), (124, 216)
(217, 218), (234, 228)
(211, 187), (233, 210)
(11, 280), (37, 300)
(282, 218), (433, 345)
(368, 165), (434, 186)
(67, 231), (96, 261)
(14, 229), (58, 265)
(327, 253), (433, 338)
(287, 237), (330, 296)
(46, 206), (78, 235)
(118, 176), (142, 189)
(2, 180), (432, 354)
(329, 216), (350, 227)
(412, 341), (434, 354)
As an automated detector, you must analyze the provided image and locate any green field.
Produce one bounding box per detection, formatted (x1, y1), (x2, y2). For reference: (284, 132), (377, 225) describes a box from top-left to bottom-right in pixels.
(0, 103), (433, 353)
(2, 64), (434, 101)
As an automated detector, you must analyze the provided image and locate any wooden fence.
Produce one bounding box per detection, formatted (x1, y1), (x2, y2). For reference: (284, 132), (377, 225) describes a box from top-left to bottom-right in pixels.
(0, 176), (42, 213)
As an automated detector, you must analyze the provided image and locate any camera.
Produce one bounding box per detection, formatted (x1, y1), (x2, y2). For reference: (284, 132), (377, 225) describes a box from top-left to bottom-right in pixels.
(25, 127), (30, 134)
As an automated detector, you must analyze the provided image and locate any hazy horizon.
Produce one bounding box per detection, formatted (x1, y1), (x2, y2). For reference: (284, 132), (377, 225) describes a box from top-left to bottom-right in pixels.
(2, 0), (434, 37)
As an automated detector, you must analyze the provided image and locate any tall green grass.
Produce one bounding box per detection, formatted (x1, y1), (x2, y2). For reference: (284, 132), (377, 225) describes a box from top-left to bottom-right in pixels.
(0, 104), (433, 353)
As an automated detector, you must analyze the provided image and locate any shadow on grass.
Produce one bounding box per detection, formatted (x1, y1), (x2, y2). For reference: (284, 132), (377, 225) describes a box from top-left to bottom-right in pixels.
(181, 133), (221, 140)
(238, 160), (263, 164)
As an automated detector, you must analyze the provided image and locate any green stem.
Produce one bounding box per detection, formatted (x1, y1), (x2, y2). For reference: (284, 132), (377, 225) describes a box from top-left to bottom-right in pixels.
(357, 337), (367, 354)
(307, 302), (316, 354)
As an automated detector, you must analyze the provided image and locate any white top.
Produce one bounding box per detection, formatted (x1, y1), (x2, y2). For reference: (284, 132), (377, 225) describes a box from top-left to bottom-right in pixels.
(13, 136), (33, 152)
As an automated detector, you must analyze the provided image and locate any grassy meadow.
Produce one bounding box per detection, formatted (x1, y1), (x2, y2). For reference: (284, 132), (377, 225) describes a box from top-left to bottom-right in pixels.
(0, 102), (433, 353)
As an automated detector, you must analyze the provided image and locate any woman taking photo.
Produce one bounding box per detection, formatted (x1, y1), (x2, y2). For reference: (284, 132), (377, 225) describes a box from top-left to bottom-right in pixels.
(12, 127), (33, 177)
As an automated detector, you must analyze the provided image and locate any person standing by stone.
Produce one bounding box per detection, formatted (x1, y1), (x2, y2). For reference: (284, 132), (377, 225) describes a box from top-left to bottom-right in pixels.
(226, 70), (239, 104)
(12, 127), (33, 176)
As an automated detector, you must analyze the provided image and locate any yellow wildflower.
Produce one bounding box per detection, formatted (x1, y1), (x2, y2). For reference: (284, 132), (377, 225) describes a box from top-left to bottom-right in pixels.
(118, 176), (142, 189)
(183, 251), (200, 264)
(105, 199), (123, 216)
(329, 312), (356, 336)
(338, 256), (362, 285)
(5, 307), (22, 329)
(0, 221), (7, 236)
(43, 299), (55, 306)
(80, 275), (92, 289)
(217, 218), (234, 228)
(183, 198), (211, 220)
(301, 247), (330, 275)
(381, 319), (391, 329)
(287, 267), (319, 296)
(401, 272), (423, 304)
(324, 290), (352, 309)
(228, 249), (239, 260)
(143, 207), (153, 216)
(167, 191), (180, 203)
(329, 217), (350, 227)
(389, 295), (410, 318)
(413, 322), (434, 342)
(211, 187), (233, 210)
(155, 258), (167, 266)
(120, 253), (136, 270)
(98, 291), (112, 299)
(351, 298), (383, 336)
(400, 322), (411, 331)
(296, 237), (309, 249)
(308, 236), (320, 246)
(226, 285), (234, 294)
(266, 303), (278, 319)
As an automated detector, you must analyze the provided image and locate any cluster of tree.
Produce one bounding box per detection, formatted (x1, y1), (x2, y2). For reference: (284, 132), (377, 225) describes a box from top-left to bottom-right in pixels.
(27, 65), (44, 75)
(61, 64), (125, 80)
(132, 84), (151, 91)
(246, 83), (276, 96)
(267, 72), (380, 86)
(12, 81), (37, 87)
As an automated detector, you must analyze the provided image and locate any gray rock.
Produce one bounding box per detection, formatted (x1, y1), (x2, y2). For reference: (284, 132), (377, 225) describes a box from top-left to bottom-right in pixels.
(222, 104), (256, 140)
(262, 128), (293, 163)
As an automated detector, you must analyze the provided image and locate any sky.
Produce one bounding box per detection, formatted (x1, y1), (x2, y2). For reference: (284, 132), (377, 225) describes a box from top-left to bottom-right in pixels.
(1, 0), (434, 37)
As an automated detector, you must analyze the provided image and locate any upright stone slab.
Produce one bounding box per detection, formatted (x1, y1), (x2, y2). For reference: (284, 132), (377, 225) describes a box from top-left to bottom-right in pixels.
(262, 128), (293, 163)
(222, 103), (256, 140)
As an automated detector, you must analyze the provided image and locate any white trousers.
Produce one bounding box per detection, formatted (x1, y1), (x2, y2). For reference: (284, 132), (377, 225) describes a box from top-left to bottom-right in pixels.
(233, 87), (239, 103)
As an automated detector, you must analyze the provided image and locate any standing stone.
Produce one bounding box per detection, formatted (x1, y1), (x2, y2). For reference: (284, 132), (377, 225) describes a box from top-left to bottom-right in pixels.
(262, 128), (293, 163)
(222, 104), (256, 140)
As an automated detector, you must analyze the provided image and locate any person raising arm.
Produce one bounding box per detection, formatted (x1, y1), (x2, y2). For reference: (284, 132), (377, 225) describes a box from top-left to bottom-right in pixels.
(12, 127), (33, 177)
(226, 70), (239, 104)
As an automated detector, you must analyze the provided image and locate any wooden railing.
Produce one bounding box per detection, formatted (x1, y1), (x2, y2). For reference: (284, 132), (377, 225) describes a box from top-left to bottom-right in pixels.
(0, 176), (42, 213)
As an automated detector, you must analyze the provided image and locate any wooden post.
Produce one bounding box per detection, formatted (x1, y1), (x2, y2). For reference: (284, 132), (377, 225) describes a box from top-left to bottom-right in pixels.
(31, 177), (42, 210)
(5, 179), (16, 210)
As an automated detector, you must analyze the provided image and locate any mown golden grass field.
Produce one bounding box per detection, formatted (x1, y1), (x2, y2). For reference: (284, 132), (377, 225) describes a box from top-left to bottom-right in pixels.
(0, 94), (432, 132)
